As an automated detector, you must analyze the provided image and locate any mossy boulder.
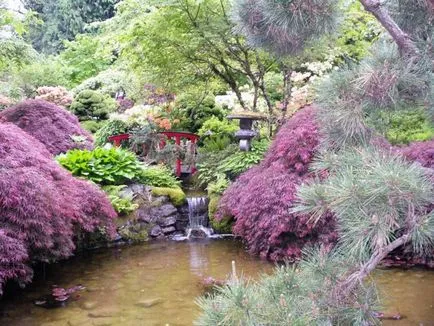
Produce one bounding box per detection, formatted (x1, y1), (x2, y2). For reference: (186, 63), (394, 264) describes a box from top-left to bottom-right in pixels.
(118, 223), (149, 242)
(208, 194), (233, 234)
(151, 187), (186, 206)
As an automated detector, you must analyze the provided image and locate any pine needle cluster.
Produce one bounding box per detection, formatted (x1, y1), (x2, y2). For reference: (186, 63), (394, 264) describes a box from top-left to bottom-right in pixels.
(232, 0), (339, 55)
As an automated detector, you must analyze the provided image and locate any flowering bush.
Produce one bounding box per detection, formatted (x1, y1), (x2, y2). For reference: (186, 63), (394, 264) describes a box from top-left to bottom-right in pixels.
(0, 122), (116, 294)
(217, 106), (337, 261)
(35, 86), (73, 108)
(117, 98), (135, 112)
(0, 99), (93, 155)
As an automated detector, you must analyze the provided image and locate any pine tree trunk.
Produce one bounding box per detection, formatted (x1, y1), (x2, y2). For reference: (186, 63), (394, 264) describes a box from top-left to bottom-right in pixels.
(359, 0), (419, 57)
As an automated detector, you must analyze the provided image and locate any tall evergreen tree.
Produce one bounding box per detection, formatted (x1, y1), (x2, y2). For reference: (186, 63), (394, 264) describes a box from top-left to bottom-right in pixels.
(23, 0), (119, 54)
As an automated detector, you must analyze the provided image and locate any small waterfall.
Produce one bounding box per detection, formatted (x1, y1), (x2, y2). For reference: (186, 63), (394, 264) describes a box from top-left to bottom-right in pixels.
(185, 197), (213, 239)
(172, 196), (234, 241)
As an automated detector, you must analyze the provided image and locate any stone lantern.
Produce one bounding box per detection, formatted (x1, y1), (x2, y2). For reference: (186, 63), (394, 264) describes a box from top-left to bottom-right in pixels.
(227, 112), (267, 151)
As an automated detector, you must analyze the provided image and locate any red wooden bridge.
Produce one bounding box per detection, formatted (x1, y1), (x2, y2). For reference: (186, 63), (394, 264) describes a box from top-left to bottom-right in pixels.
(108, 131), (200, 177)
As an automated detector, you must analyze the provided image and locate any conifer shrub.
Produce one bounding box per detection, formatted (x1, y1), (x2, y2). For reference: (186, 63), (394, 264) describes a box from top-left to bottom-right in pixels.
(0, 122), (116, 294)
(69, 90), (118, 121)
(0, 99), (93, 155)
(217, 106), (337, 261)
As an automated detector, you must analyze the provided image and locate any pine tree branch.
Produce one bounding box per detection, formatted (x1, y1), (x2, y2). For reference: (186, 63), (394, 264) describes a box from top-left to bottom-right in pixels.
(359, 0), (419, 57)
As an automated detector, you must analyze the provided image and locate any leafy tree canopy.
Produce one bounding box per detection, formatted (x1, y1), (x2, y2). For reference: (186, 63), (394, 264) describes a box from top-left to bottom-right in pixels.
(23, 0), (120, 54)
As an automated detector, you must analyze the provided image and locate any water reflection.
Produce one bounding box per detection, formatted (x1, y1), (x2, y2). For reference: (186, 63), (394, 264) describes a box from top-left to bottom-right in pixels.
(0, 240), (432, 326)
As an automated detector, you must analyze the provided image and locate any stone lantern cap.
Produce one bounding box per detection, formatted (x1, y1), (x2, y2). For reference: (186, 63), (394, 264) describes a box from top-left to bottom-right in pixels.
(227, 111), (268, 121)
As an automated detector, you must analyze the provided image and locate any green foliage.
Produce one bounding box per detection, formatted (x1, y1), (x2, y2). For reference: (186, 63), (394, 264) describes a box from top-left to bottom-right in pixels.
(295, 148), (434, 260)
(208, 193), (233, 234)
(207, 175), (230, 196)
(197, 248), (381, 325)
(197, 144), (239, 186)
(200, 135), (233, 153)
(60, 34), (114, 86)
(70, 89), (118, 121)
(198, 116), (238, 137)
(139, 165), (181, 189)
(102, 185), (138, 215)
(219, 139), (270, 177)
(80, 120), (106, 134)
(174, 94), (226, 133)
(197, 139), (270, 185)
(336, 1), (382, 62)
(151, 187), (186, 206)
(316, 42), (433, 148)
(207, 176), (233, 233)
(370, 108), (434, 145)
(73, 68), (144, 101)
(57, 147), (145, 185)
(24, 0), (119, 54)
(7, 58), (71, 99)
(94, 119), (131, 146)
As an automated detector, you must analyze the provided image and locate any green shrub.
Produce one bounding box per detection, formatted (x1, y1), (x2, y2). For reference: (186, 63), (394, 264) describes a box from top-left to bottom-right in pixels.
(172, 93), (226, 133)
(57, 148), (145, 185)
(198, 116), (238, 137)
(152, 187), (186, 206)
(207, 176), (230, 196)
(139, 165), (181, 188)
(218, 139), (270, 177)
(70, 90), (118, 121)
(197, 144), (239, 186)
(207, 177), (233, 233)
(197, 139), (270, 185)
(374, 109), (434, 145)
(200, 135), (234, 153)
(102, 185), (139, 215)
(208, 193), (233, 233)
(94, 119), (131, 146)
(80, 120), (106, 133)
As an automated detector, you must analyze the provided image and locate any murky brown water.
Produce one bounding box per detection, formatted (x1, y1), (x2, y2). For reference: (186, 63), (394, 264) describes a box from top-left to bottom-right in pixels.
(0, 240), (433, 326)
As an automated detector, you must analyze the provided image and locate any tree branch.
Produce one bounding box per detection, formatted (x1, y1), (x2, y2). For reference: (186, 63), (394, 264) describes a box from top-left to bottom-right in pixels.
(359, 0), (419, 57)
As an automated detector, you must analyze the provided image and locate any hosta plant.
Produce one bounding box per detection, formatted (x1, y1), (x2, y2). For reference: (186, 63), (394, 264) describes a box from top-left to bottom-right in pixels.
(57, 148), (145, 185)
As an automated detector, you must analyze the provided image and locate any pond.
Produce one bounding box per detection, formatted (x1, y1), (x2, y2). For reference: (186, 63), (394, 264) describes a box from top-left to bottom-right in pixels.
(0, 239), (433, 326)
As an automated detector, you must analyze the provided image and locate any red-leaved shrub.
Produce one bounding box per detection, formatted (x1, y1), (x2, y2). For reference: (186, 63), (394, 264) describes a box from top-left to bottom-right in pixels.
(399, 139), (434, 170)
(0, 122), (116, 294)
(0, 99), (93, 155)
(217, 106), (337, 261)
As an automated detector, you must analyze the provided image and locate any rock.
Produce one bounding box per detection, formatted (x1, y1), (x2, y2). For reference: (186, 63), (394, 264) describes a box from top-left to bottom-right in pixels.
(151, 196), (169, 207)
(88, 309), (115, 318)
(158, 216), (177, 227)
(135, 298), (162, 308)
(150, 225), (162, 237)
(80, 301), (98, 310)
(189, 228), (209, 238)
(162, 226), (176, 234)
(137, 208), (153, 223)
(175, 220), (188, 232)
(153, 204), (178, 218)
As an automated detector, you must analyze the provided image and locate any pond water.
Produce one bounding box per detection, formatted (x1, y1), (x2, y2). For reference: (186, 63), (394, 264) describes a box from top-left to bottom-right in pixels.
(0, 239), (433, 326)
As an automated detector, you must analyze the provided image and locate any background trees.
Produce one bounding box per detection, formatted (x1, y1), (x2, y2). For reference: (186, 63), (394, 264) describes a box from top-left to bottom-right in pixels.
(23, 0), (119, 54)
